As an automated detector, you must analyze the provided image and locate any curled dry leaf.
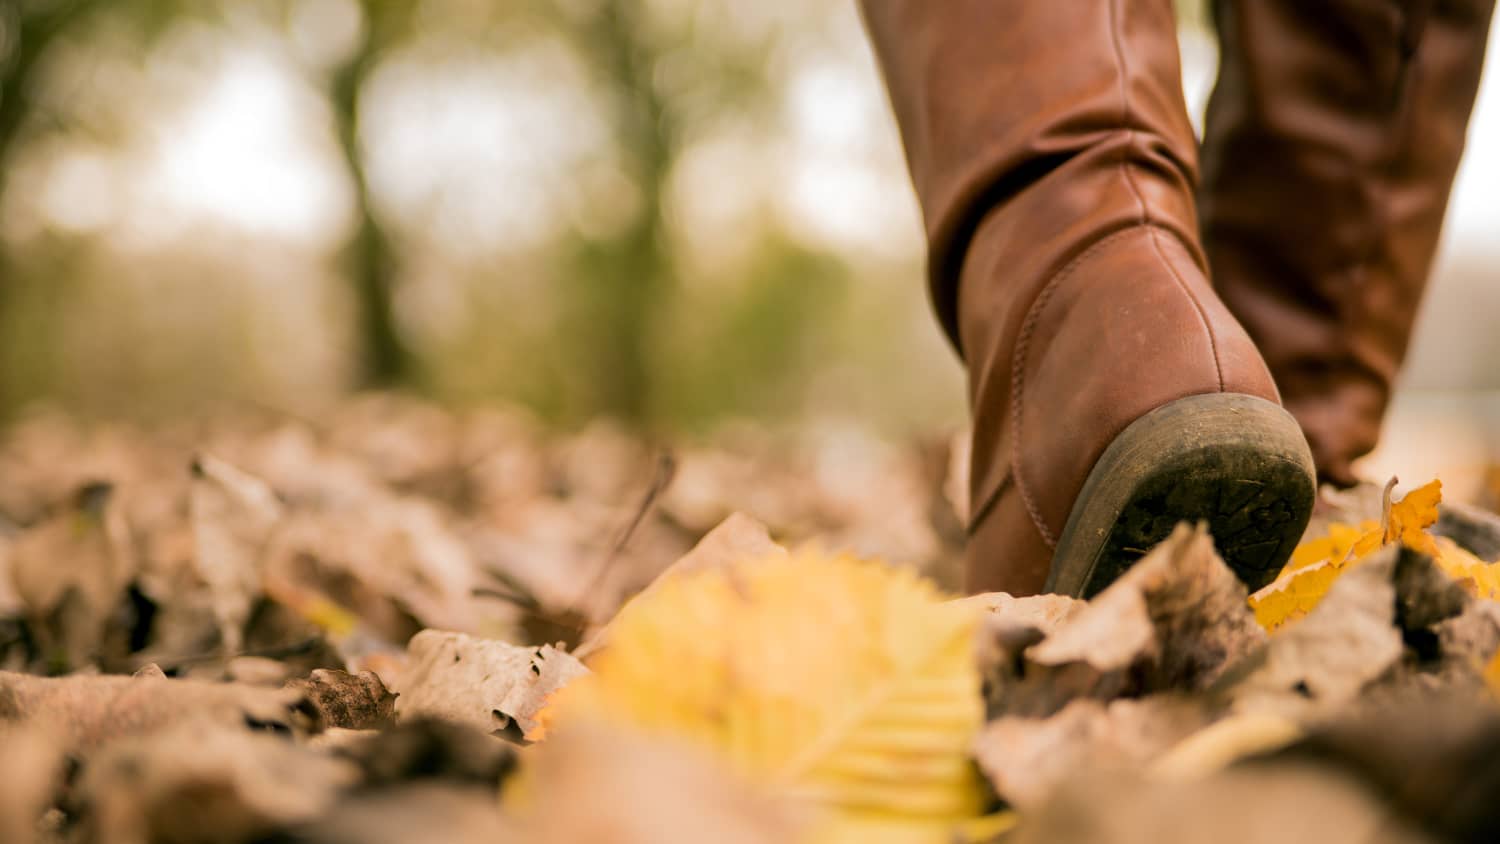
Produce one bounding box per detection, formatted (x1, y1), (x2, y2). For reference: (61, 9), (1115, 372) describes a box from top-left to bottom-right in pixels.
(393, 630), (586, 741)
(1013, 585), (1156, 714)
(0, 670), (319, 751)
(1002, 524), (1263, 716)
(71, 721), (359, 844)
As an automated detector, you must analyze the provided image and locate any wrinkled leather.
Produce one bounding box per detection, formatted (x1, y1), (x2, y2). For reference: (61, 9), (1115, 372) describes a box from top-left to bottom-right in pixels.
(1200, 0), (1495, 487)
(862, 0), (1280, 594)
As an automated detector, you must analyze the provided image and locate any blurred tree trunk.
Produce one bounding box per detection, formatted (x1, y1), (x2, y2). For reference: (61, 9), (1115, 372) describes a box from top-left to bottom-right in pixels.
(329, 2), (416, 389)
(0, 0), (99, 412)
(569, 0), (676, 427)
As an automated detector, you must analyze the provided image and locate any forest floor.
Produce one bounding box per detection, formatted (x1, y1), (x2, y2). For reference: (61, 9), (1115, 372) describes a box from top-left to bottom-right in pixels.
(0, 394), (1497, 844)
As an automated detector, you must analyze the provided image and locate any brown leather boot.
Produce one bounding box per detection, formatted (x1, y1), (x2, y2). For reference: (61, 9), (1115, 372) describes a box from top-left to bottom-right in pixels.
(1200, 0), (1494, 487)
(862, 0), (1316, 597)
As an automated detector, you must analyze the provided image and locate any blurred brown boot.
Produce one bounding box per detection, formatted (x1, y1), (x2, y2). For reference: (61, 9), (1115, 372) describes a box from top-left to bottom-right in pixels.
(862, 0), (1316, 597)
(1200, 0), (1494, 487)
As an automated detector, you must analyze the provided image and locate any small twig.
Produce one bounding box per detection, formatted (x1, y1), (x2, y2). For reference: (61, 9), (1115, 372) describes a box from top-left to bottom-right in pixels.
(571, 449), (677, 614)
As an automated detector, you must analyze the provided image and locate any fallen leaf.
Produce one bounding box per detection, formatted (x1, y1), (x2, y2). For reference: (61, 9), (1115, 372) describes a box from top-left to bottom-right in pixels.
(1260, 694), (1500, 843)
(334, 718), (516, 789)
(9, 482), (134, 671)
(1228, 549), (1403, 719)
(510, 724), (803, 844)
(71, 721), (358, 844)
(393, 630), (586, 741)
(1008, 764), (1431, 844)
(954, 591), (1085, 639)
(1003, 525), (1263, 715)
(0, 670), (319, 751)
(543, 549), (988, 840)
(1148, 712), (1302, 781)
(286, 669), (396, 731)
(974, 696), (1206, 809)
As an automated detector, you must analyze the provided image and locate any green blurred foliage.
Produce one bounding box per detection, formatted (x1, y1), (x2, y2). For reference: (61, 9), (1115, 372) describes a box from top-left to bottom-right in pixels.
(0, 0), (963, 431)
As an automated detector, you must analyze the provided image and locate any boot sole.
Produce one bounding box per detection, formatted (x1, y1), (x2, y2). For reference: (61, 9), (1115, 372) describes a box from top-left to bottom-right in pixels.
(1045, 393), (1316, 598)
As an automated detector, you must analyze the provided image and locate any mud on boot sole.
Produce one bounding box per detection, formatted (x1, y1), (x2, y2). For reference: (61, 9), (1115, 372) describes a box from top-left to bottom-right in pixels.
(1045, 393), (1316, 599)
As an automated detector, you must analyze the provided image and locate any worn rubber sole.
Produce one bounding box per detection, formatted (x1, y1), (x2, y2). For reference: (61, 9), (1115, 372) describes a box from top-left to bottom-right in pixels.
(1045, 393), (1316, 599)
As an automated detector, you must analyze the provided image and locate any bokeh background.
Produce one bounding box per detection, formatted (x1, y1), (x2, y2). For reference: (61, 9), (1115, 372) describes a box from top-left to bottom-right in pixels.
(0, 0), (1495, 492)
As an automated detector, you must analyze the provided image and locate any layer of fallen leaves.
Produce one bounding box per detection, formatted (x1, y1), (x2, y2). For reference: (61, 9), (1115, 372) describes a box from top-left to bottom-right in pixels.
(2, 397), (1500, 843)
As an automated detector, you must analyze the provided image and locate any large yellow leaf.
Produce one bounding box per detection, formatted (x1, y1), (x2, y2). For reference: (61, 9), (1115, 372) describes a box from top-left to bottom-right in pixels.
(1252, 479), (1500, 630)
(540, 550), (988, 842)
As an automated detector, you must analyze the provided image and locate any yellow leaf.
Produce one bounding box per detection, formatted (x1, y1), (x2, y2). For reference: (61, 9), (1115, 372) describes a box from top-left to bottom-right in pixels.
(1386, 479), (1442, 555)
(1250, 556), (1348, 630)
(1486, 646), (1500, 698)
(1283, 520), (1377, 572)
(1432, 536), (1500, 601)
(540, 550), (988, 842)
(1251, 480), (1445, 631)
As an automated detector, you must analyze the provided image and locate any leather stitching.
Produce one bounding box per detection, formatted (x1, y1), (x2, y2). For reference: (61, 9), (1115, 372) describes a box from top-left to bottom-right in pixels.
(1004, 0), (1226, 548)
(1006, 226), (1148, 547)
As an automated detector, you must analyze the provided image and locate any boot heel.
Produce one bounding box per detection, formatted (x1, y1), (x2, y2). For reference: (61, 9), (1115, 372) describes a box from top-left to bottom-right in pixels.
(1046, 393), (1316, 598)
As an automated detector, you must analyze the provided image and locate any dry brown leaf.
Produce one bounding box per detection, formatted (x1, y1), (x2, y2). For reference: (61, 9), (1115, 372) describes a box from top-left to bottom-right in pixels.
(955, 591), (1085, 639)
(393, 630), (586, 740)
(998, 525), (1266, 717)
(71, 721), (358, 844)
(1227, 548), (1403, 719)
(263, 497), (482, 641)
(1126, 524), (1267, 689)
(1014, 584), (1157, 713)
(510, 724), (803, 844)
(0, 670), (318, 751)
(334, 718), (516, 789)
(1148, 713), (1303, 781)
(286, 669), (396, 731)
(1264, 694), (1500, 841)
(1008, 764), (1432, 844)
(9, 483), (135, 670)
(974, 696), (1207, 810)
